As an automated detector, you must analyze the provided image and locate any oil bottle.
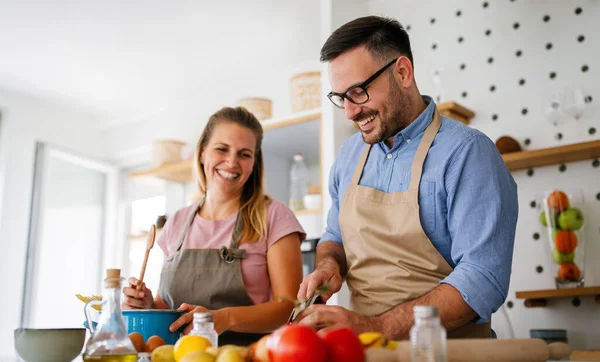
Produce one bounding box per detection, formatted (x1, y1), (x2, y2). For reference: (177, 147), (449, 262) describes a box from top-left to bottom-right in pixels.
(83, 269), (138, 362)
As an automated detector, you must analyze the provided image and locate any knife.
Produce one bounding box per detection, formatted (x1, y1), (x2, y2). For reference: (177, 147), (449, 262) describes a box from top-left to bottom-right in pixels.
(287, 293), (321, 323)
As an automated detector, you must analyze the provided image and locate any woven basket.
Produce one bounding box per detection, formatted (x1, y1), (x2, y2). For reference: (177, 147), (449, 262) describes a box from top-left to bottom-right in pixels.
(236, 97), (273, 121)
(152, 140), (187, 167)
(290, 71), (321, 113)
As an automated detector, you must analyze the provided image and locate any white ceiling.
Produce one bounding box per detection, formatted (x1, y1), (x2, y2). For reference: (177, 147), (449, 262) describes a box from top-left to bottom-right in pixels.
(0, 0), (321, 128)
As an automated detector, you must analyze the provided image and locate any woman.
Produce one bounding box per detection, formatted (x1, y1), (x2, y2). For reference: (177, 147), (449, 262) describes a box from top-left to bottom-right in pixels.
(122, 107), (305, 346)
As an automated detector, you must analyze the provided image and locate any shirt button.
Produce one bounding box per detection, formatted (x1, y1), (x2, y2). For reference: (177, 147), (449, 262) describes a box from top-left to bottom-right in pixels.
(387, 153), (392, 159)
(407, 139), (411, 143)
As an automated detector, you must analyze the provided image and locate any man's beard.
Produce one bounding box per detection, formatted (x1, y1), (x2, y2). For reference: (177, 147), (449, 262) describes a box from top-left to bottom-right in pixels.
(359, 80), (410, 145)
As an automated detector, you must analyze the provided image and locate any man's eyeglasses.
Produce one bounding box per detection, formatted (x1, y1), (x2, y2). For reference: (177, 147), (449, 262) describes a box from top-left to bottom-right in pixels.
(327, 58), (398, 109)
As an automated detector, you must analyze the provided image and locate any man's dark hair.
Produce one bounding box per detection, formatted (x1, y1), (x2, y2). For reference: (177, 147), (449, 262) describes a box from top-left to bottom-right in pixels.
(320, 16), (413, 67)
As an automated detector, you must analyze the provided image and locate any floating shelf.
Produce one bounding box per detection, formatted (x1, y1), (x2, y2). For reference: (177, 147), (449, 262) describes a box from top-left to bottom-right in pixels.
(293, 208), (322, 216)
(128, 109), (321, 184)
(502, 139), (600, 171)
(515, 286), (600, 308)
(129, 159), (194, 183)
(438, 101), (475, 125)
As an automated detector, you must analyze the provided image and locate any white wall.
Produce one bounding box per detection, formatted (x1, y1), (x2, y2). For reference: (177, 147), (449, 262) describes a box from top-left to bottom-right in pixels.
(368, 0), (600, 348)
(0, 91), (107, 357)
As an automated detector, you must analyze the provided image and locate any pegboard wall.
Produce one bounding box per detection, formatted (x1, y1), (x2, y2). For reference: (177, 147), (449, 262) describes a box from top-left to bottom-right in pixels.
(368, 0), (600, 348)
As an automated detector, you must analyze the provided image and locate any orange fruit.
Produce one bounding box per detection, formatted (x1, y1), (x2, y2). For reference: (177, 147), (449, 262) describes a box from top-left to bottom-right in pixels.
(557, 263), (581, 281)
(547, 190), (570, 212)
(554, 230), (578, 253)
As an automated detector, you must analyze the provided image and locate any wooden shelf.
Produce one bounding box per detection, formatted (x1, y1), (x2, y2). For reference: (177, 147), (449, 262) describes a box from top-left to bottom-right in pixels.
(129, 159), (194, 183)
(128, 109), (321, 184)
(438, 101), (475, 125)
(294, 208), (322, 216)
(515, 286), (600, 308)
(502, 139), (600, 171)
(127, 229), (163, 241)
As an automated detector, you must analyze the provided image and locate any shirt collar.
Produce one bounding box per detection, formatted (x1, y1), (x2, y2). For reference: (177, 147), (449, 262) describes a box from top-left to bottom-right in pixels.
(381, 95), (435, 151)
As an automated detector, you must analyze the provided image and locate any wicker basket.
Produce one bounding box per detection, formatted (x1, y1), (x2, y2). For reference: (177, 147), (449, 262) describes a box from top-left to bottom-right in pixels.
(236, 97), (273, 121)
(152, 140), (187, 167)
(290, 71), (321, 113)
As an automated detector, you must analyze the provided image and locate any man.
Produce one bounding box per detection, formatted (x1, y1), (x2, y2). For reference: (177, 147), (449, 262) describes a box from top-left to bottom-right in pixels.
(296, 15), (518, 339)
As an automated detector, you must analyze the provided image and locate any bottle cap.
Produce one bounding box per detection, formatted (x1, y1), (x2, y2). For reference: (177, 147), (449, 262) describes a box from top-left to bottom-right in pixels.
(193, 312), (214, 323)
(413, 305), (438, 319)
(293, 153), (304, 161)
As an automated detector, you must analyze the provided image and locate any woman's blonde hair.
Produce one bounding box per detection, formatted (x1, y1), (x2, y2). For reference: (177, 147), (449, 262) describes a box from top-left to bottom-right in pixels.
(194, 106), (271, 243)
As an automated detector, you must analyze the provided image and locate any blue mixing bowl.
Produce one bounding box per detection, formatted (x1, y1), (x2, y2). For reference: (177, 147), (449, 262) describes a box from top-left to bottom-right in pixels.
(122, 309), (184, 345)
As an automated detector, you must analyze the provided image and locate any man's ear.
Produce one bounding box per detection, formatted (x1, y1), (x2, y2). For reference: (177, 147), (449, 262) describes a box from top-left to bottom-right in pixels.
(393, 56), (414, 88)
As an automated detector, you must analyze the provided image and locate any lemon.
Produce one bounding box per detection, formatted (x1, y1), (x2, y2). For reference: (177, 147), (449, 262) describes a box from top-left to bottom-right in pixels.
(174, 335), (212, 362)
(216, 348), (244, 362)
(358, 332), (387, 348)
(152, 345), (176, 362)
(180, 351), (216, 362)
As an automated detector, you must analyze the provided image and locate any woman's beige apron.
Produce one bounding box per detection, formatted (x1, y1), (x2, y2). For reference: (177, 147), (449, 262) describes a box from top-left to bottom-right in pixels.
(339, 108), (491, 338)
(158, 198), (266, 345)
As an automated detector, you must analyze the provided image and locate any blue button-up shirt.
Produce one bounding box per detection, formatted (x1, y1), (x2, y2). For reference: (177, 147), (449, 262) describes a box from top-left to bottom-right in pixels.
(321, 96), (518, 323)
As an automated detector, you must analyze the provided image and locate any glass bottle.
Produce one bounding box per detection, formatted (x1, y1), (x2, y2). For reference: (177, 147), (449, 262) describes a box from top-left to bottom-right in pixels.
(189, 312), (219, 348)
(83, 269), (138, 362)
(410, 305), (447, 362)
(289, 153), (309, 211)
(136, 353), (152, 362)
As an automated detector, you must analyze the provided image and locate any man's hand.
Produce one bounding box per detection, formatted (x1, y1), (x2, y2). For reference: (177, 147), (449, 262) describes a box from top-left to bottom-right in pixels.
(171, 303), (229, 335)
(297, 241), (347, 302)
(295, 304), (377, 334)
(297, 267), (342, 302)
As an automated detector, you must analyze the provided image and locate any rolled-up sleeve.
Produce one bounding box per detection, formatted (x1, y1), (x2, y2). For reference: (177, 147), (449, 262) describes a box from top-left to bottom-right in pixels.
(320, 157), (343, 245)
(441, 133), (518, 323)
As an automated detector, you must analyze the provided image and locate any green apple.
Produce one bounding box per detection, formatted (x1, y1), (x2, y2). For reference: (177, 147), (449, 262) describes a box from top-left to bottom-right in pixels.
(558, 207), (584, 230)
(539, 211), (559, 228)
(552, 249), (575, 264)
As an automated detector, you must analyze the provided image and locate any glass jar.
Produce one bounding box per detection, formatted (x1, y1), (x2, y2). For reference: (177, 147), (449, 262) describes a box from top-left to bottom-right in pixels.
(83, 269), (138, 362)
(540, 189), (586, 288)
(189, 312), (218, 348)
(410, 305), (447, 362)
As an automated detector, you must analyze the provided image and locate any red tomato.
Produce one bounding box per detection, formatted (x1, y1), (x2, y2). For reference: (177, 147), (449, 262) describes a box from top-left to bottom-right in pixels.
(318, 327), (365, 362)
(267, 324), (326, 362)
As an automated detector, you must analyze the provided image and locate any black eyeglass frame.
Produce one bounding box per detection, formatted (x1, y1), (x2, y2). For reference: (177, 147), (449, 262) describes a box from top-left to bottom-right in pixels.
(326, 57), (399, 109)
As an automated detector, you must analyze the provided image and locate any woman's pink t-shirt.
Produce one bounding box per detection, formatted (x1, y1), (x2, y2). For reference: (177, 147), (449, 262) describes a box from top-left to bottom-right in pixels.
(157, 199), (306, 305)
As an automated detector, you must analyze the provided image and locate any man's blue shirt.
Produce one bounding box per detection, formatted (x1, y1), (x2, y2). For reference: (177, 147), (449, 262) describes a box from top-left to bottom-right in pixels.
(321, 96), (519, 322)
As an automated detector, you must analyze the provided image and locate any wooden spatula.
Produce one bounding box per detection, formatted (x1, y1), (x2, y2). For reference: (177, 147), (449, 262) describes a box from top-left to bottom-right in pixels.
(137, 224), (156, 291)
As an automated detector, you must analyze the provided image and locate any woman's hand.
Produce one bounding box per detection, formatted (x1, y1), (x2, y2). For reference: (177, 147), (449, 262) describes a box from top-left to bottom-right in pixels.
(122, 277), (154, 309)
(170, 303), (229, 335)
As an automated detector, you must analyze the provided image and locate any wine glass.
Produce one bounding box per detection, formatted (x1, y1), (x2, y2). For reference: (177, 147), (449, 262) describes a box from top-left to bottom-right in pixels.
(563, 86), (587, 121)
(542, 91), (566, 126)
(429, 67), (444, 103)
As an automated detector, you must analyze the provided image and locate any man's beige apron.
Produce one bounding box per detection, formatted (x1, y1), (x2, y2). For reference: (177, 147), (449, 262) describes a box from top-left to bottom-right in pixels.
(158, 198), (266, 346)
(339, 107), (491, 338)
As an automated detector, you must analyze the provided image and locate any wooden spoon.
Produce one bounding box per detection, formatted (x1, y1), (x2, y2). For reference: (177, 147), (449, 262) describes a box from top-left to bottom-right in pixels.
(137, 224), (156, 291)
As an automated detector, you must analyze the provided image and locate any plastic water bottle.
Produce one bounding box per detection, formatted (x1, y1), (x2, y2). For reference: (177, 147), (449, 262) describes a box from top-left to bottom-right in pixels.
(410, 305), (447, 362)
(190, 312), (219, 348)
(289, 153), (309, 211)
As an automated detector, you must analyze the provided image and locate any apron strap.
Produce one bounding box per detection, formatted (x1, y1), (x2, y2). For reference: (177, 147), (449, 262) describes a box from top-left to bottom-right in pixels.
(172, 199), (204, 254)
(220, 211), (246, 264)
(172, 196), (247, 264)
(350, 144), (372, 186)
(407, 107), (442, 194)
